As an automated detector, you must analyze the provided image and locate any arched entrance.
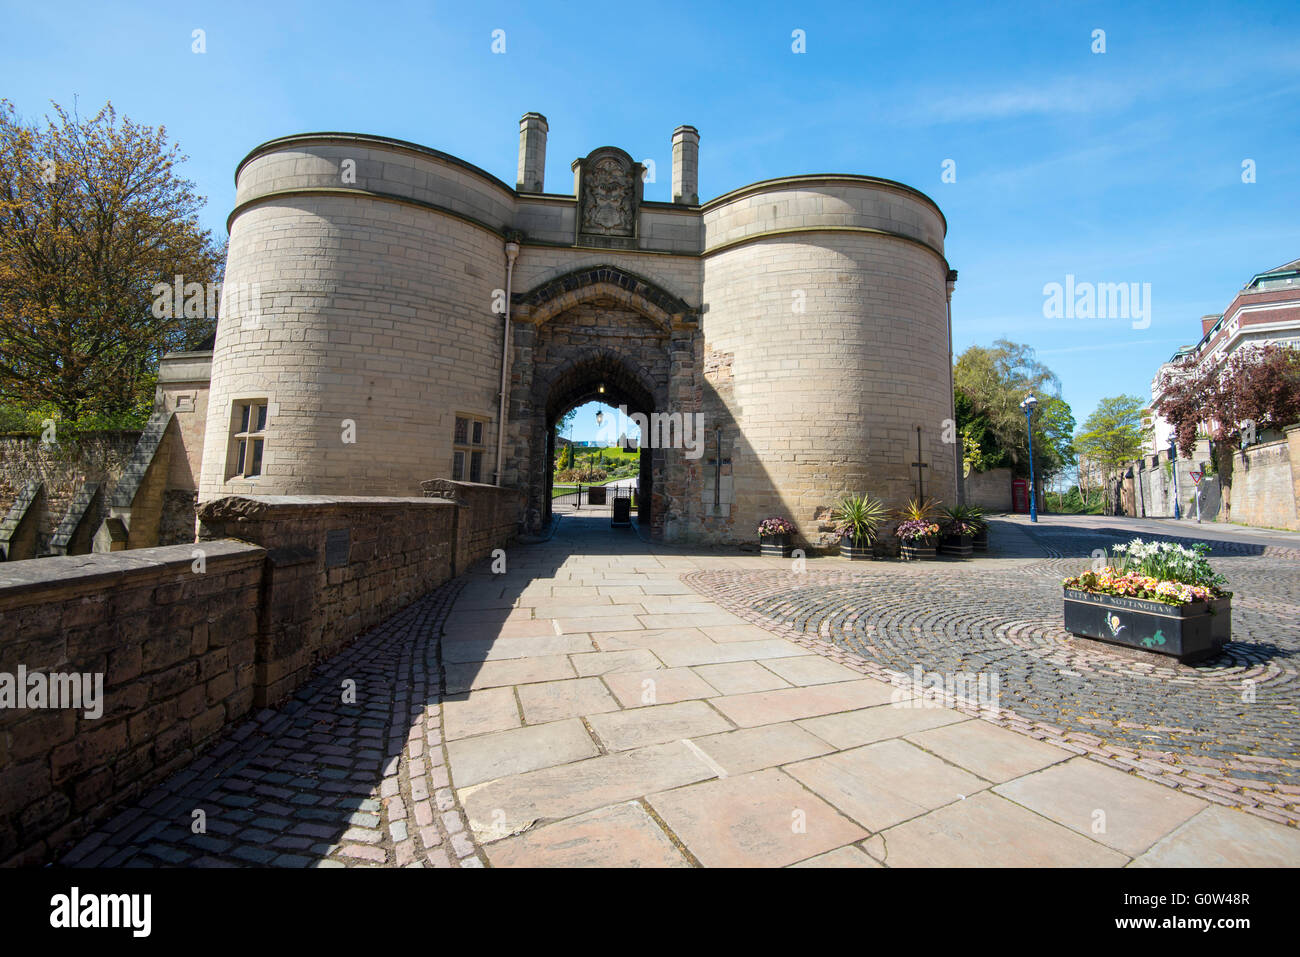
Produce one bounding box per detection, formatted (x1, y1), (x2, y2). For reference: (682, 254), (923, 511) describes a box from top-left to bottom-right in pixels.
(503, 264), (697, 541)
(535, 350), (661, 535)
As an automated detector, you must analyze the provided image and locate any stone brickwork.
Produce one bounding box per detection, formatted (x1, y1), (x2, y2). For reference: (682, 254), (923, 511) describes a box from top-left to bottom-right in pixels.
(197, 496), (459, 706)
(200, 123), (953, 546)
(1117, 430), (1300, 530)
(1227, 433), (1299, 531)
(1, 486), (522, 864)
(110, 411), (175, 550)
(0, 431), (139, 557)
(0, 539), (265, 865)
(700, 224), (954, 547)
(419, 479), (526, 575)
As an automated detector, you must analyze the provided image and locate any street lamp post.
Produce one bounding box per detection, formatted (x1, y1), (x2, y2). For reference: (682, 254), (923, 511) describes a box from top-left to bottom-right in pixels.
(1021, 394), (1039, 523)
(1169, 439), (1181, 520)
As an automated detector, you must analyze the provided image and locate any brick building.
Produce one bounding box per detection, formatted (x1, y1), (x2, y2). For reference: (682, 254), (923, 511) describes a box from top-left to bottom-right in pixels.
(1149, 259), (1300, 453)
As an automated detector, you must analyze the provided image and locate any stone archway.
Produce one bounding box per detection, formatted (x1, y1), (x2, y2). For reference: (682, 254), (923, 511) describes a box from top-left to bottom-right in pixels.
(537, 351), (661, 534)
(504, 265), (694, 540)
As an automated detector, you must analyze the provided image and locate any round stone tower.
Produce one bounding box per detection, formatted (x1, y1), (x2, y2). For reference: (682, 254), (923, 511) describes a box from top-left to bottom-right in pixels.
(699, 175), (954, 545)
(198, 134), (515, 501)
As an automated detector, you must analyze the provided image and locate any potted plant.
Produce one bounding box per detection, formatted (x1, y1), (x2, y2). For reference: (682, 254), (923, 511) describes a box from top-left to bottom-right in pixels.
(1061, 538), (1231, 663)
(757, 517), (796, 557)
(895, 498), (941, 560)
(939, 504), (980, 558)
(832, 493), (886, 560)
(968, 506), (989, 551)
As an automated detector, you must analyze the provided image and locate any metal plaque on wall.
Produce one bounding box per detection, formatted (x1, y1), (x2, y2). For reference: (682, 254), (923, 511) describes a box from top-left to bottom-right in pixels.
(325, 528), (350, 567)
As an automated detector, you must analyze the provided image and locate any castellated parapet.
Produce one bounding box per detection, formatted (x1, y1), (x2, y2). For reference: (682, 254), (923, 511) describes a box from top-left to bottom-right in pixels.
(199, 119), (955, 546)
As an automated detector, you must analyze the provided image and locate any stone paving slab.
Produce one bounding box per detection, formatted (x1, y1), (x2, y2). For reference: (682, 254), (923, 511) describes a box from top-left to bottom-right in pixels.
(647, 768), (868, 868)
(570, 649), (664, 675)
(692, 661), (792, 694)
(443, 686), (520, 741)
(484, 802), (692, 868)
(689, 722), (834, 775)
(515, 676), (621, 722)
(1129, 805), (1300, 867)
(789, 845), (881, 868)
(459, 741), (718, 842)
(785, 739), (988, 832)
(603, 667), (720, 708)
(709, 679), (900, 727)
(905, 719), (1072, 783)
(585, 700), (733, 751)
(445, 718), (599, 788)
(875, 791), (1130, 867)
(796, 702), (968, 748)
(993, 757), (1210, 856)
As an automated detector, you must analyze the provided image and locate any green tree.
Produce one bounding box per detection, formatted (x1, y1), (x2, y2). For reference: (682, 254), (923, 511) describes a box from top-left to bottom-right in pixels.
(953, 340), (1074, 480)
(0, 99), (224, 422)
(556, 441), (574, 471)
(1074, 395), (1147, 515)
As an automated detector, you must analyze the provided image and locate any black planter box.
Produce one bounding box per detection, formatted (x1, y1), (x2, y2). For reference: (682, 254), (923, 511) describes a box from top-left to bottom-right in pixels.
(900, 541), (936, 561)
(840, 534), (873, 560)
(587, 485), (607, 505)
(760, 534), (790, 557)
(972, 528), (989, 552)
(940, 533), (972, 558)
(1062, 589), (1230, 663)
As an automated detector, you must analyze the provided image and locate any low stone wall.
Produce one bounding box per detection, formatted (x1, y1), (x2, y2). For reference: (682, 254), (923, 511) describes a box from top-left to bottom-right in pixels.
(421, 479), (526, 574)
(0, 484), (523, 865)
(0, 540), (264, 866)
(197, 495), (463, 705)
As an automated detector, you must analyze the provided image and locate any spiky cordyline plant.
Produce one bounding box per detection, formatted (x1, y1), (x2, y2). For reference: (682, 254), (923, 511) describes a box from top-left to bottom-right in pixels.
(832, 493), (887, 546)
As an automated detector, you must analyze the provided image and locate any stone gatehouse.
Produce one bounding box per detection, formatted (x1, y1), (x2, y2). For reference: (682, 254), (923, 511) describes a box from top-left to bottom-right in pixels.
(185, 113), (957, 545)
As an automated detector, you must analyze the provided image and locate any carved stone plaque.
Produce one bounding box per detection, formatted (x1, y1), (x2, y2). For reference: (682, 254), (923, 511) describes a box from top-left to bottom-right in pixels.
(325, 528), (350, 567)
(576, 147), (641, 246)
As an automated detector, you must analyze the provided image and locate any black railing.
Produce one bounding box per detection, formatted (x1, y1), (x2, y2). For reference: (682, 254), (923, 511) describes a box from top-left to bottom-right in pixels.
(552, 482), (638, 510)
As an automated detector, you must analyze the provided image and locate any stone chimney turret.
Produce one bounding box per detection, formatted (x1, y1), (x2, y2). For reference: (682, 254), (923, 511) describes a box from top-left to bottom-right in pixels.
(671, 125), (699, 205)
(517, 112), (548, 193)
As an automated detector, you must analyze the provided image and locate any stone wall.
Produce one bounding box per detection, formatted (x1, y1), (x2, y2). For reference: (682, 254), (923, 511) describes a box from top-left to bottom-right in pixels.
(420, 480), (528, 575)
(1227, 433), (1299, 531)
(197, 496), (456, 706)
(1118, 427), (1300, 530)
(0, 540), (264, 865)
(0, 431), (140, 557)
(963, 467), (1012, 511)
(0, 484), (522, 864)
(700, 228), (954, 547)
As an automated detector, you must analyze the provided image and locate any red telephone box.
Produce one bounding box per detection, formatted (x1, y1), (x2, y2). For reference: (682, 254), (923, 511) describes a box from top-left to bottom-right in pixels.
(1012, 478), (1029, 513)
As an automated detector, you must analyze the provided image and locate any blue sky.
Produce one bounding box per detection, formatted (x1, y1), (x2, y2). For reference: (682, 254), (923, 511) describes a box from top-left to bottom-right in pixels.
(4, 0), (1297, 443)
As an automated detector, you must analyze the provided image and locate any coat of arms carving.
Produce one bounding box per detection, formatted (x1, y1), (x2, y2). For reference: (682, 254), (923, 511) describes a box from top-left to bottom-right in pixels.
(576, 148), (641, 241)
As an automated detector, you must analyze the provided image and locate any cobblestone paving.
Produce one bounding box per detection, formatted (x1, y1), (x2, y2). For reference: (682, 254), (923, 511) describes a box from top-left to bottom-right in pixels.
(686, 520), (1300, 827)
(59, 580), (481, 868)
